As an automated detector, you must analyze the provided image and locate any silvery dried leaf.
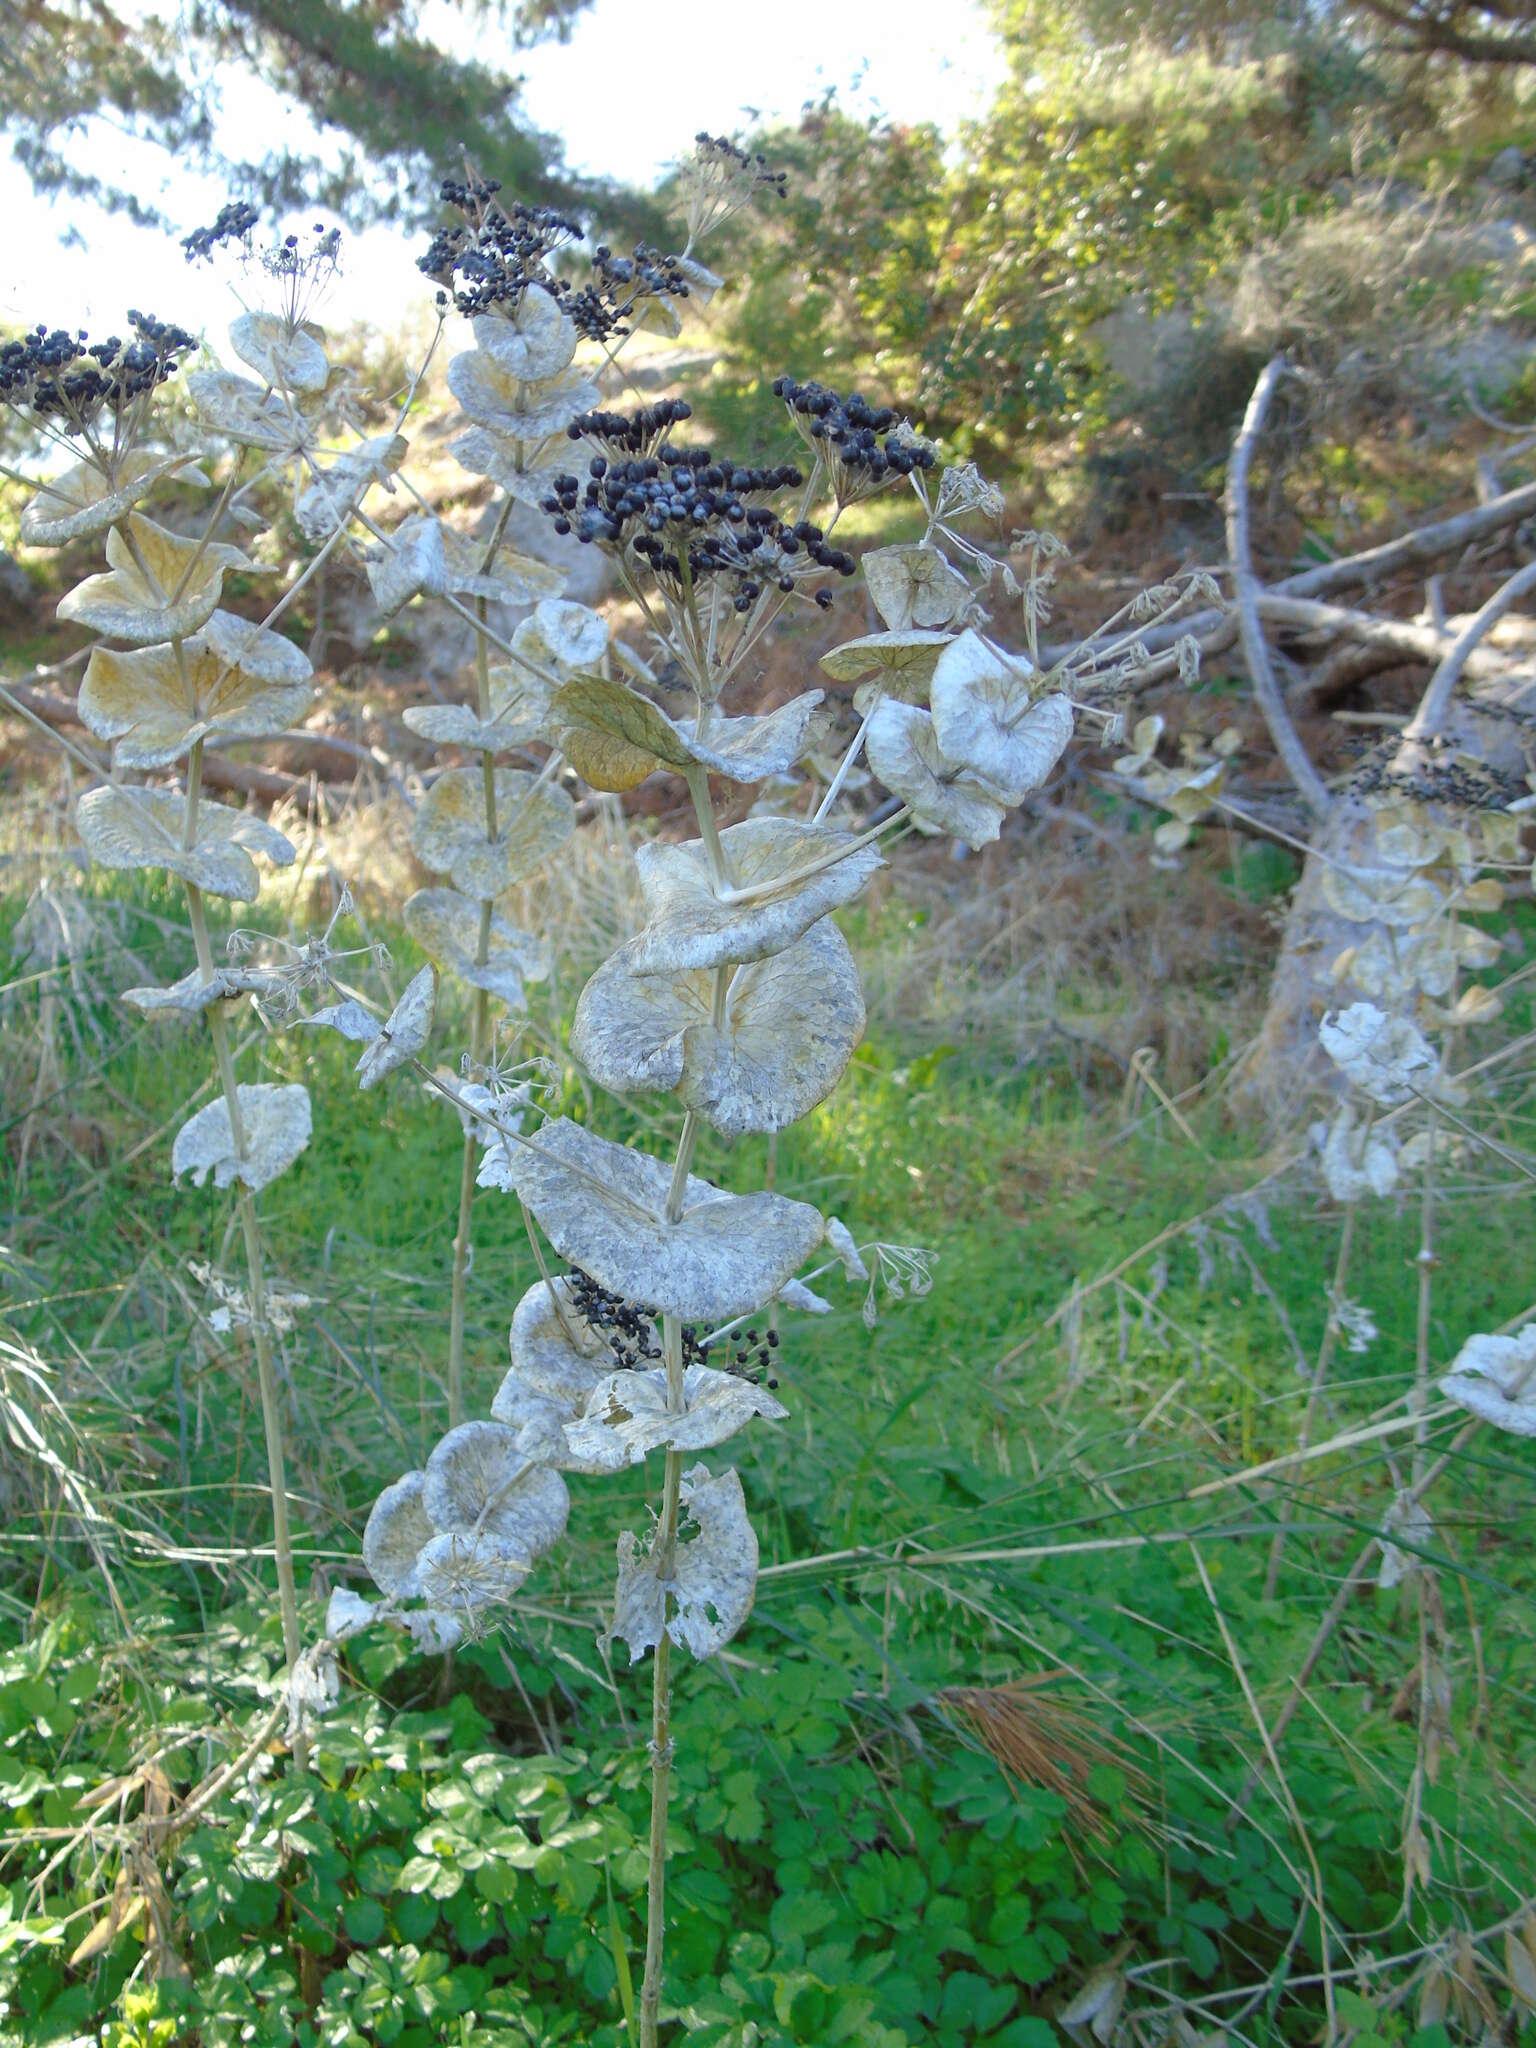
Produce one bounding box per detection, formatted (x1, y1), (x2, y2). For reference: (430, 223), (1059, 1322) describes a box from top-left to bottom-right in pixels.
(415, 1530), (533, 1612)
(437, 525), (566, 608)
(293, 433), (408, 541)
(929, 631), (1073, 804)
(863, 543), (975, 632)
(470, 288), (577, 380)
(1059, 1962), (1126, 2046)
(325, 1587), (377, 1641)
(402, 1608), (464, 1653)
(568, 1363), (788, 1471)
(301, 999), (381, 1043)
(56, 514), (253, 644)
(490, 1115), (825, 1323)
(490, 1369), (619, 1476)
(121, 965), (268, 1014)
(356, 965), (436, 1089)
(285, 1642), (339, 1737)
(551, 673), (694, 791)
(367, 513), (448, 616)
(77, 785), (295, 903)
(778, 1277), (833, 1313)
(570, 916), (864, 1134)
(187, 368), (317, 455)
(228, 310), (330, 395)
(20, 452), (209, 548)
(79, 621), (312, 768)
(1321, 863), (1444, 929)
(410, 768), (575, 897)
(446, 353), (599, 441)
(363, 1470), (435, 1598)
(668, 694), (830, 784)
(1319, 1003), (1439, 1106)
(449, 426), (572, 506)
(515, 598), (609, 677)
(826, 1216), (868, 1283)
(1377, 1493), (1433, 1590)
(509, 1276), (626, 1403)
(627, 818), (883, 976)
(171, 1081), (312, 1192)
(422, 1421), (571, 1557)
(608, 1463), (759, 1665)
(675, 255), (724, 302)
(865, 697), (1008, 848)
(403, 660), (558, 752)
(1321, 1104), (1401, 1202)
(403, 888), (549, 1005)
(1439, 1323), (1536, 1436)
(819, 629), (952, 697)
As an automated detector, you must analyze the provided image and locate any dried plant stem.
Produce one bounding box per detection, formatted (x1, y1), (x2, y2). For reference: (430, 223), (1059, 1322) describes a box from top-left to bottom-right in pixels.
(640, 1322), (687, 2048)
(1262, 1200), (1358, 1600)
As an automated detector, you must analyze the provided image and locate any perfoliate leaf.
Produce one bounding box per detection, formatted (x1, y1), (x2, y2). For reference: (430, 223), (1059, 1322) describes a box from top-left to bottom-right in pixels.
(514, 598), (610, 676)
(403, 888), (549, 1005)
(367, 513), (448, 615)
(403, 660), (558, 754)
(421, 1422), (570, 1559)
(356, 966), (436, 1089)
(608, 1463), (758, 1664)
(449, 427), (572, 506)
(487, 1116), (824, 1323)
(865, 697), (1008, 847)
(228, 311), (330, 395)
(863, 543), (975, 632)
(363, 1471), (435, 1598)
(470, 288), (577, 379)
(819, 630), (951, 696)
(20, 452), (208, 549)
(438, 524), (565, 607)
(302, 999), (381, 1044)
(668, 695), (829, 783)
(552, 673), (693, 790)
(171, 1082), (312, 1192)
(1439, 1323), (1536, 1436)
(293, 434), (408, 541)
(446, 353), (599, 440)
(1319, 1002), (1439, 1105)
(410, 767), (575, 896)
(121, 965), (269, 1015)
(826, 1216), (868, 1282)
(79, 615), (312, 768)
(1321, 1104), (1400, 1202)
(187, 368), (318, 455)
(929, 631), (1074, 804)
(508, 1277), (620, 1403)
(1321, 863), (1444, 928)
(56, 514), (253, 644)
(568, 1364), (787, 1470)
(325, 1588), (378, 1641)
(77, 785), (295, 902)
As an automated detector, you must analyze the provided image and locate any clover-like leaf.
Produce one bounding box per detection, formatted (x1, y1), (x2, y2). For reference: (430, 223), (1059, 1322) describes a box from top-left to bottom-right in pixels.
(865, 697), (1009, 848)
(446, 353), (600, 441)
(356, 965), (436, 1089)
(819, 629), (952, 698)
(627, 818), (883, 975)
(363, 1470), (435, 1598)
(422, 1422), (571, 1560)
(57, 515), (254, 644)
(79, 616), (312, 768)
(293, 433), (407, 541)
(608, 1463), (758, 1665)
(1321, 1103), (1401, 1202)
(929, 631), (1074, 804)
(490, 1116), (824, 1323)
(470, 288), (577, 380)
(171, 1081), (312, 1192)
(403, 887), (549, 1005)
(571, 916), (864, 1134)
(77, 785), (295, 901)
(1439, 1324), (1536, 1437)
(411, 767), (575, 896)
(228, 311), (330, 396)
(568, 1364), (788, 1471)
(1319, 1002), (1439, 1106)
(863, 543), (975, 632)
(20, 453), (209, 549)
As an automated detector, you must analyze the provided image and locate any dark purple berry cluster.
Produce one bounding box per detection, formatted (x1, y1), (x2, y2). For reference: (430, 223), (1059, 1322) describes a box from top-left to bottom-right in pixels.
(182, 200), (260, 262)
(695, 133), (788, 200)
(773, 376), (935, 492)
(564, 400), (694, 458)
(591, 243), (690, 315)
(0, 313), (196, 424)
(418, 180), (585, 316)
(565, 1268), (779, 1389)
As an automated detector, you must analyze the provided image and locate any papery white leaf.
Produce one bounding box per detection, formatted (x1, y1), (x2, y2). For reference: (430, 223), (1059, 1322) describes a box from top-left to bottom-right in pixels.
(1377, 1493), (1433, 1590)
(355, 965), (436, 1089)
(826, 1216), (868, 1283)
(363, 1470), (434, 1598)
(325, 1588), (377, 1641)
(416, 1531), (532, 1612)
(402, 665), (557, 754)
(669, 694), (829, 783)
(56, 515), (253, 644)
(491, 1116), (824, 1323)
(568, 1364), (787, 1471)
(402, 1608), (464, 1652)
(20, 453), (208, 548)
(367, 513), (448, 616)
(674, 255), (724, 302)
(228, 311), (330, 395)
(778, 1277), (833, 1313)
(79, 619), (312, 768)
(508, 1276), (623, 1403)
(929, 631), (1073, 804)
(410, 767), (575, 896)
(608, 1463), (758, 1665)
(513, 598), (609, 676)
(300, 999), (381, 1043)
(121, 965), (268, 1014)
(863, 543), (974, 632)
(1321, 1104), (1401, 1202)
(293, 434), (408, 541)
(448, 427), (572, 506)
(171, 1082), (312, 1192)
(1319, 1002), (1439, 1106)
(819, 630), (951, 696)
(437, 525), (566, 608)
(469, 288), (577, 380)
(865, 697), (1009, 847)
(403, 888), (549, 1005)
(627, 818), (883, 975)
(77, 786), (294, 903)
(187, 368), (317, 455)
(1439, 1323), (1536, 1436)
(570, 916), (864, 1134)
(1321, 863), (1444, 929)
(446, 353), (599, 440)
(422, 1421), (571, 1557)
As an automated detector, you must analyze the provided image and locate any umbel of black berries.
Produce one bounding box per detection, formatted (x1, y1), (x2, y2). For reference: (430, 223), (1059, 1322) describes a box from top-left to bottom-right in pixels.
(695, 133), (789, 200)
(773, 376), (936, 491)
(0, 312), (197, 424)
(592, 243), (690, 314)
(565, 400), (694, 459)
(183, 200), (261, 263)
(564, 1269), (779, 1387)
(417, 185), (585, 316)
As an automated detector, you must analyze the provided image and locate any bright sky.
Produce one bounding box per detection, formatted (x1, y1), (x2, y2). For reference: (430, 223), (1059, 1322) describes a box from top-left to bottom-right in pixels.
(0, 0), (997, 342)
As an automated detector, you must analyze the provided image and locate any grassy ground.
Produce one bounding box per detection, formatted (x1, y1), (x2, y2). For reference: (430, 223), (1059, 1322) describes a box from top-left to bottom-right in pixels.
(1, 850), (1534, 2048)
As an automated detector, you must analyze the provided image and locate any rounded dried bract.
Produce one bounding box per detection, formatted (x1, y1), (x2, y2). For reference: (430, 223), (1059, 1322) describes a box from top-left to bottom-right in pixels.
(568, 1364), (788, 1471)
(450, 428), (572, 507)
(571, 916), (864, 1134)
(403, 665), (557, 755)
(422, 1421), (571, 1558)
(1321, 1104), (1401, 1202)
(488, 1116), (825, 1324)
(863, 543), (975, 632)
(79, 616), (312, 768)
(77, 785), (295, 902)
(470, 289), (577, 380)
(628, 818), (883, 976)
(294, 434), (408, 542)
(865, 698), (1008, 849)
(187, 369), (319, 456)
(608, 1463), (759, 1665)
(363, 1470), (435, 1599)
(1319, 1003), (1439, 1107)
(228, 311), (330, 396)
(446, 354), (600, 441)
(404, 888), (550, 1006)
(356, 966), (436, 1089)
(171, 1082), (312, 1193)
(57, 515), (254, 645)
(508, 1277), (616, 1403)
(819, 630), (951, 699)
(514, 598), (609, 677)
(411, 767), (574, 897)
(20, 454), (208, 549)
(929, 632), (1074, 805)
(368, 514), (448, 616)
(416, 1531), (532, 1612)
(1439, 1325), (1536, 1437)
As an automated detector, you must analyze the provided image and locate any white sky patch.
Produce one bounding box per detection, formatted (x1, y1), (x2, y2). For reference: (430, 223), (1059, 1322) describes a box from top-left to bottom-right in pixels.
(1, 0), (997, 339)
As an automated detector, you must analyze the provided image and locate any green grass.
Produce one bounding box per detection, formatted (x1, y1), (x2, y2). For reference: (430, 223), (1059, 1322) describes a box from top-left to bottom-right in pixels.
(2, 870), (1534, 2048)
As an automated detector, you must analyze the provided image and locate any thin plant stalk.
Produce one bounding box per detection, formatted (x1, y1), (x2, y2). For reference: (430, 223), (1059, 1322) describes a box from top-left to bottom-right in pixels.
(1262, 1199), (1358, 1601)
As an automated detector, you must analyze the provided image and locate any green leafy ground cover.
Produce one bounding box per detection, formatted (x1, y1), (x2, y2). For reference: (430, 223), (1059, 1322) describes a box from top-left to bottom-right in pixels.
(1, 867), (1534, 2048)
